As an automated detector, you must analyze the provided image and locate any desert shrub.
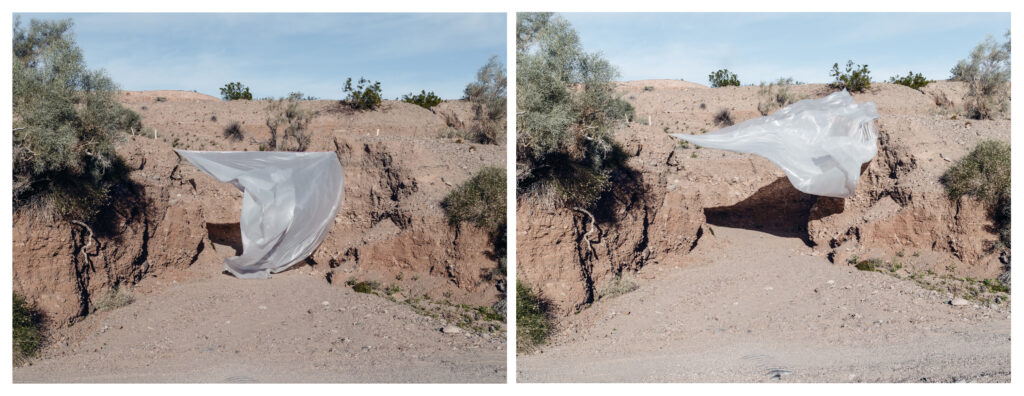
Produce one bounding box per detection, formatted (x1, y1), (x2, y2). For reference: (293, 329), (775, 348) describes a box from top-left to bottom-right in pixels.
(13, 293), (44, 363)
(951, 33), (1010, 120)
(342, 77), (382, 110)
(94, 287), (134, 311)
(597, 273), (639, 300)
(889, 71), (930, 89)
(222, 121), (244, 141)
(850, 257), (884, 272)
(942, 140), (1010, 247)
(219, 82), (252, 101)
(757, 77), (799, 116)
(442, 166), (506, 254)
(517, 281), (554, 352)
(352, 281), (378, 294)
(265, 94), (316, 151)
(401, 90), (443, 109)
(464, 56), (508, 144)
(12, 17), (142, 223)
(708, 69), (740, 88)
(516, 12), (635, 209)
(829, 60), (871, 92)
(713, 108), (734, 126)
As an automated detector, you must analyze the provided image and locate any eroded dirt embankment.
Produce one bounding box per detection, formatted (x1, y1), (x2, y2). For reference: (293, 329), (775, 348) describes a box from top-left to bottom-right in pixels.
(13, 95), (506, 328)
(517, 81), (1009, 315)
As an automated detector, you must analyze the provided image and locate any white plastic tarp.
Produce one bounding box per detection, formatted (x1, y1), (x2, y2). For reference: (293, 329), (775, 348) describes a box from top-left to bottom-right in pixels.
(671, 90), (879, 198)
(176, 150), (344, 279)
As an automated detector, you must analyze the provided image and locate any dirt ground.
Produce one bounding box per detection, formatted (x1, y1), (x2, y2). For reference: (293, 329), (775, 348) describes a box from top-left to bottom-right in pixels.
(517, 225), (1010, 383)
(14, 266), (505, 383)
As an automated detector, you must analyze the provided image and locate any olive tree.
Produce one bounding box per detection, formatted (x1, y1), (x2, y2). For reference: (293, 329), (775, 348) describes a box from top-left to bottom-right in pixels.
(464, 55), (507, 144)
(516, 12), (634, 209)
(13, 17), (141, 222)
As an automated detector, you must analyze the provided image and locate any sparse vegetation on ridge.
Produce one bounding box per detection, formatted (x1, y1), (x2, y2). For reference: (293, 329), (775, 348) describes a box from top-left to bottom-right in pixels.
(342, 77), (383, 110)
(829, 60), (871, 92)
(464, 55), (507, 144)
(708, 69), (740, 88)
(889, 71), (930, 89)
(951, 32), (1011, 120)
(757, 77), (799, 116)
(401, 90), (443, 109)
(220, 82), (252, 101)
(264, 93), (316, 151)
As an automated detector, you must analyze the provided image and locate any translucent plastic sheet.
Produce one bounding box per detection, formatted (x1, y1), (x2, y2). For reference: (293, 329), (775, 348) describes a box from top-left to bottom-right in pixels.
(671, 90), (879, 198)
(176, 150), (344, 279)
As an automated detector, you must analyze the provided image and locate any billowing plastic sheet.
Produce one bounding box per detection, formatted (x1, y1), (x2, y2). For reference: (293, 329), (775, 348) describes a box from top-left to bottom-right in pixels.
(176, 150), (344, 279)
(671, 90), (879, 198)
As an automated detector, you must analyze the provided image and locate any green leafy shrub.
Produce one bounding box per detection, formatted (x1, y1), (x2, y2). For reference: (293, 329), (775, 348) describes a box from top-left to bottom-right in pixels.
(401, 90), (443, 109)
(708, 69), (740, 88)
(219, 82), (252, 101)
(223, 121), (244, 141)
(13, 293), (44, 363)
(442, 166), (506, 255)
(829, 60), (871, 92)
(517, 281), (554, 352)
(265, 93), (316, 151)
(757, 77), (799, 116)
(888, 71), (930, 89)
(342, 77), (382, 110)
(951, 33), (1010, 120)
(464, 56), (507, 144)
(13, 17), (142, 223)
(942, 140), (1010, 247)
(516, 12), (635, 209)
(352, 281), (378, 294)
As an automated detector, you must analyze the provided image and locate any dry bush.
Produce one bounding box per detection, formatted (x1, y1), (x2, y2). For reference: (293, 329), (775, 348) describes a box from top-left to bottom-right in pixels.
(222, 121), (244, 141)
(713, 108), (734, 126)
(951, 33), (1010, 120)
(265, 93), (316, 151)
(94, 287), (135, 311)
(757, 77), (799, 116)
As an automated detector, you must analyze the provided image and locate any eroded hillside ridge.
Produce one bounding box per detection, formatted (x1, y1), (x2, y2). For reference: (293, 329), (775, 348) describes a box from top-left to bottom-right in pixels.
(517, 81), (1009, 315)
(13, 95), (505, 326)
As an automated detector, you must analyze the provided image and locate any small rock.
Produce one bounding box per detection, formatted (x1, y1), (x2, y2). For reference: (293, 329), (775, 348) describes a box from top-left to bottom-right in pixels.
(258, 305), (268, 310)
(321, 301), (330, 306)
(442, 326), (461, 334)
(950, 298), (970, 306)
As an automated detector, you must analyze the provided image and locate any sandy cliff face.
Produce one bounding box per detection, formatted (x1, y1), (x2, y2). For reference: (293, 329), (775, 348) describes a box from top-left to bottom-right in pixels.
(517, 81), (1009, 315)
(13, 93), (506, 326)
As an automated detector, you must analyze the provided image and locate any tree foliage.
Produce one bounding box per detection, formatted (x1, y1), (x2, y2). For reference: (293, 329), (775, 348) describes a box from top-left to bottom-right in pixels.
(888, 71), (930, 89)
(829, 60), (872, 92)
(951, 32), (1011, 120)
(342, 77), (382, 110)
(464, 55), (507, 144)
(516, 12), (634, 209)
(401, 90), (443, 109)
(708, 69), (740, 87)
(13, 17), (141, 222)
(219, 82), (252, 101)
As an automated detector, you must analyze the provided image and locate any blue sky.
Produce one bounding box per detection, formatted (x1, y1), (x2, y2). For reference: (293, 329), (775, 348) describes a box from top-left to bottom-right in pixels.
(15, 13), (507, 99)
(561, 13), (1010, 85)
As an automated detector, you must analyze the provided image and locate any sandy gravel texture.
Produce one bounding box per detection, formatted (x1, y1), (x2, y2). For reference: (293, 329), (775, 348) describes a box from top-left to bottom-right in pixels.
(517, 225), (1009, 383)
(14, 268), (505, 383)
